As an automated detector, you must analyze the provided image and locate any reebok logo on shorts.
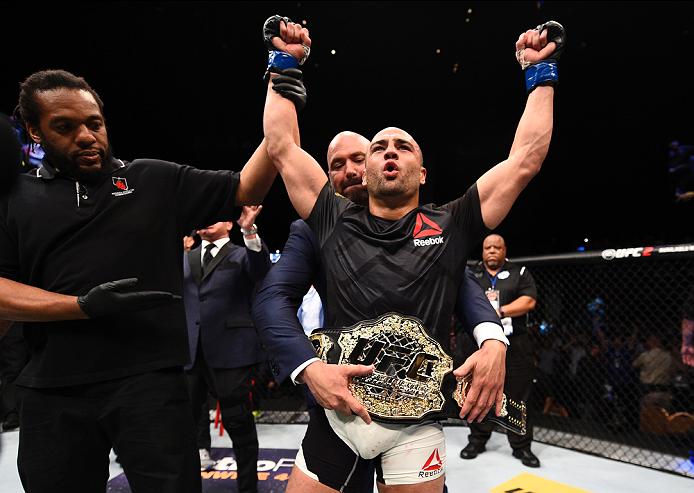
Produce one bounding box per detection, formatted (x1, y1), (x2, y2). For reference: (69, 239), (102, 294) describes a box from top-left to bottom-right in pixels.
(413, 213), (444, 247)
(418, 448), (443, 478)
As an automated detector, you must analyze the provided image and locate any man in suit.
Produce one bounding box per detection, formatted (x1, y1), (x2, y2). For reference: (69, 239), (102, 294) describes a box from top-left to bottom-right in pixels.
(183, 205), (270, 493)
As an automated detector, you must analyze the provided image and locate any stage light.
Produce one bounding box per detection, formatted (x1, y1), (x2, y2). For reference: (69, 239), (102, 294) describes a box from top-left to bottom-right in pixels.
(331, 49), (336, 55)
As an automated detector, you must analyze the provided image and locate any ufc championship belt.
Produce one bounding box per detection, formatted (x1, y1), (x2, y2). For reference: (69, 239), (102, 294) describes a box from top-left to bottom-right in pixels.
(452, 375), (527, 436)
(310, 313), (453, 423)
(310, 312), (528, 434)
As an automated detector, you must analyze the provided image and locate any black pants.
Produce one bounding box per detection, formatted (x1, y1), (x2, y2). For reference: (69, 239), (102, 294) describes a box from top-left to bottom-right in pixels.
(468, 333), (535, 451)
(0, 323), (29, 422)
(186, 346), (258, 493)
(17, 368), (200, 493)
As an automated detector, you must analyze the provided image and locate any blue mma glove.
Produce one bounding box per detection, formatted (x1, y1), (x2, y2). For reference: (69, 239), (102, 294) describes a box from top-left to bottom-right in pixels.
(519, 20), (565, 93)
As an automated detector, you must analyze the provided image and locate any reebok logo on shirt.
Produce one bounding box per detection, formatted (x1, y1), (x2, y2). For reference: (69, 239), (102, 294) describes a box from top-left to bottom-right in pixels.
(413, 213), (444, 247)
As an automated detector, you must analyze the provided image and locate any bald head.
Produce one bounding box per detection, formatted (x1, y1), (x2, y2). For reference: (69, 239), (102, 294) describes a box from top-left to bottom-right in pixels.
(327, 131), (370, 166)
(327, 131), (370, 205)
(482, 234), (507, 271)
(370, 127), (423, 165)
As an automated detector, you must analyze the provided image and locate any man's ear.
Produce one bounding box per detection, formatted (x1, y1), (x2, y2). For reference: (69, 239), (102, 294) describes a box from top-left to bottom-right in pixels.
(420, 166), (427, 185)
(26, 123), (41, 144)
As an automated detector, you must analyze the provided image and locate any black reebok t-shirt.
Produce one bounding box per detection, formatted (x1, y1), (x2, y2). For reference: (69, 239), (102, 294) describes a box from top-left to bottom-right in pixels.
(307, 182), (489, 346)
(0, 158), (239, 387)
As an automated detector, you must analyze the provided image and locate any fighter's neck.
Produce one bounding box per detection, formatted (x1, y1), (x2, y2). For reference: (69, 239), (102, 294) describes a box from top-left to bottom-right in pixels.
(368, 195), (419, 220)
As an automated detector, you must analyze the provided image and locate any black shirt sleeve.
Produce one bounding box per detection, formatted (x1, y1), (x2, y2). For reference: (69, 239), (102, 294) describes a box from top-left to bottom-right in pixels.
(441, 183), (490, 250)
(306, 182), (351, 246)
(171, 163), (240, 235)
(516, 265), (537, 300)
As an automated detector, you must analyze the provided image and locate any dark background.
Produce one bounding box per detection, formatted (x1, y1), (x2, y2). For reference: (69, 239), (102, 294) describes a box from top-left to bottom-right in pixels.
(2, 1), (692, 256)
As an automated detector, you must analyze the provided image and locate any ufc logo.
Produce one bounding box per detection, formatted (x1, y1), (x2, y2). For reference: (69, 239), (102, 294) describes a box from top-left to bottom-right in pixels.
(347, 337), (438, 381)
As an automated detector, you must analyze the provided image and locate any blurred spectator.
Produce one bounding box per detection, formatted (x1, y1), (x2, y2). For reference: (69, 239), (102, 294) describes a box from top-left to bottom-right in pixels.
(605, 334), (640, 430)
(667, 140), (694, 202)
(633, 335), (674, 408)
(682, 285), (694, 367)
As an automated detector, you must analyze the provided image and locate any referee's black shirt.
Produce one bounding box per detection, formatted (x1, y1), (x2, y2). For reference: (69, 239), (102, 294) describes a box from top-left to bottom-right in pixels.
(0, 158), (238, 387)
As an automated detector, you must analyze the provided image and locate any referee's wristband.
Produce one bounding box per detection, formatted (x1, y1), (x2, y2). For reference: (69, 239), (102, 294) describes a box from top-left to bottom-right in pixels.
(525, 60), (558, 93)
(240, 223), (258, 236)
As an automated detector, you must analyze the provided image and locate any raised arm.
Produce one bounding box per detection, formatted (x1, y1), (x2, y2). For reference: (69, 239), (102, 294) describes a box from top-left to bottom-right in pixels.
(477, 21), (565, 229)
(262, 17), (328, 219)
(235, 139), (277, 205)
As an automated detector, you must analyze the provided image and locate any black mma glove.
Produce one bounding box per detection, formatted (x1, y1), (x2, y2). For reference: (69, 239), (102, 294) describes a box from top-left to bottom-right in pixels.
(518, 20), (565, 93)
(77, 278), (181, 318)
(272, 68), (307, 110)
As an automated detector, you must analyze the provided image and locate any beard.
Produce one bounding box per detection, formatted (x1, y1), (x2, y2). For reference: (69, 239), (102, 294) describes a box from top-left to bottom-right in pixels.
(345, 186), (369, 207)
(484, 258), (503, 270)
(366, 172), (411, 200)
(338, 177), (369, 207)
(40, 138), (113, 183)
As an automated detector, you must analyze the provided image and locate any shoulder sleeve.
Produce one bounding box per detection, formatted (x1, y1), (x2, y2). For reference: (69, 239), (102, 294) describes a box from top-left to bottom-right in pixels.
(0, 197), (19, 281)
(441, 183), (490, 249)
(306, 182), (351, 246)
(251, 220), (321, 383)
(166, 161), (239, 235)
(516, 265), (538, 299)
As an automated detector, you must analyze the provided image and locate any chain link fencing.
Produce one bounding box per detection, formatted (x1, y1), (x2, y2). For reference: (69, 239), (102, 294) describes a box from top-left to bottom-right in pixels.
(508, 244), (694, 478)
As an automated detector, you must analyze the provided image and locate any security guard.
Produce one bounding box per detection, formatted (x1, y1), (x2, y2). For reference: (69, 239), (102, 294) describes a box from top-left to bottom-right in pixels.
(460, 233), (541, 467)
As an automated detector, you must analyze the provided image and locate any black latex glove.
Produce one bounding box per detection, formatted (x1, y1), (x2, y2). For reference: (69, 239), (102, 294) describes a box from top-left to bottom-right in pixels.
(77, 278), (181, 318)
